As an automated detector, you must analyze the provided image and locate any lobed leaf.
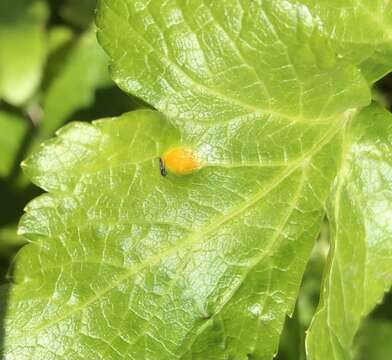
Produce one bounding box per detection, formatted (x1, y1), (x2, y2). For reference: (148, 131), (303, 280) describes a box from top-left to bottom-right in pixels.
(6, 104), (342, 359)
(4, 1), (392, 360)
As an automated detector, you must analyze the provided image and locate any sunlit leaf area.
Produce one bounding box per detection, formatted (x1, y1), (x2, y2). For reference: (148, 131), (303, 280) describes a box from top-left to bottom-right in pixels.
(1, 1), (392, 359)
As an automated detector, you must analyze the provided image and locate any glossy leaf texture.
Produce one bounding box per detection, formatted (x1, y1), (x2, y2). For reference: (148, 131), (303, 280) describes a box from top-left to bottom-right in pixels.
(289, 0), (392, 84)
(3, 109), (343, 360)
(0, 0), (48, 105)
(4, 0), (392, 359)
(306, 103), (392, 360)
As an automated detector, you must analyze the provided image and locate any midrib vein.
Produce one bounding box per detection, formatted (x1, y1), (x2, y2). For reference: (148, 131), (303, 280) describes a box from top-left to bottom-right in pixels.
(11, 121), (343, 342)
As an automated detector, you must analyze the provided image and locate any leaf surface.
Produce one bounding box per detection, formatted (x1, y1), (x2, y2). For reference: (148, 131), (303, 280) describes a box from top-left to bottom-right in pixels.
(6, 107), (342, 360)
(2, 1), (378, 359)
(306, 103), (392, 360)
(290, 0), (392, 83)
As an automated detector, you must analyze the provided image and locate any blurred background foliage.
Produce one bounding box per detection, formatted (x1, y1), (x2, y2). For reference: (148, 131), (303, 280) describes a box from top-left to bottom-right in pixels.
(0, 1), (391, 359)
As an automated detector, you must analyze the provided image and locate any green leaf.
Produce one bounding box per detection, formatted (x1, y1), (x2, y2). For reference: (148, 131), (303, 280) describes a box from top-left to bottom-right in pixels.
(5, 106), (341, 359)
(14, 28), (136, 189)
(297, 225), (329, 329)
(40, 27), (143, 136)
(0, 111), (28, 178)
(289, 0), (392, 84)
(11, 29), (108, 188)
(39, 28), (111, 139)
(276, 311), (305, 360)
(353, 319), (392, 360)
(96, 0), (370, 120)
(2, 0), (375, 359)
(277, 227), (328, 360)
(40, 26), (75, 90)
(0, 225), (26, 257)
(61, 0), (97, 29)
(47, 26), (74, 56)
(306, 103), (392, 360)
(0, 0), (48, 105)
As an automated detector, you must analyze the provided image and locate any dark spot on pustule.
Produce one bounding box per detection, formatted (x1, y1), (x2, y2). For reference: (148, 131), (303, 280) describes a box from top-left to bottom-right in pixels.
(159, 158), (167, 177)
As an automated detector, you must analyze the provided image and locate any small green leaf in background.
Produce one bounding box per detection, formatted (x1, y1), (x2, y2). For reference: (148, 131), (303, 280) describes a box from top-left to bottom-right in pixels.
(0, 225), (26, 284)
(39, 28), (111, 139)
(45, 25), (75, 78)
(0, 0), (48, 105)
(0, 225), (26, 255)
(47, 26), (74, 55)
(0, 112), (28, 178)
(277, 223), (329, 360)
(60, 0), (97, 29)
(353, 319), (392, 360)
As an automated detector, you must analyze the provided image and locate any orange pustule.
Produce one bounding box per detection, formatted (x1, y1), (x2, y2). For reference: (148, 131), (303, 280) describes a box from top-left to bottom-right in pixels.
(162, 147), (200, 175)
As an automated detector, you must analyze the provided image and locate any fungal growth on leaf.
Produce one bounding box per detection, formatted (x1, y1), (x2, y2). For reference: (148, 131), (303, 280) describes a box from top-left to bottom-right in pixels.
(161, 147), (201, 176)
